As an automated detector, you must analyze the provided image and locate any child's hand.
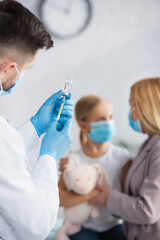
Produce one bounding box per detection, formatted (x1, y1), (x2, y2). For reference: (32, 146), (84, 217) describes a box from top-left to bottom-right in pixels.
(59, 157), (69, 172)
(85, 189), (100, 201)
(90, 186), (112, 206)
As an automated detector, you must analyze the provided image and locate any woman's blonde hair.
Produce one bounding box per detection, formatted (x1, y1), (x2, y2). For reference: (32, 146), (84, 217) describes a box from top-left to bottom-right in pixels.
(75, 95), (103, 145)
(131, 77), (160, 134)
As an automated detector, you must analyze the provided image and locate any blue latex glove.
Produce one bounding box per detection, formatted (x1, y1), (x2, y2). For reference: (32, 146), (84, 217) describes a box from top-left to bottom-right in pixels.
(55, 94), (74, 131)
(56, 117), (69, 131)
(39, 119), (72, 161)
(31, 90), (74, 137)
(55, 95), (74, 119)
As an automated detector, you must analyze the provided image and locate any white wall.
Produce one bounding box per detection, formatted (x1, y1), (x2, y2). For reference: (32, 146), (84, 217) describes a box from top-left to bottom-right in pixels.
(1, 0), (160, 150)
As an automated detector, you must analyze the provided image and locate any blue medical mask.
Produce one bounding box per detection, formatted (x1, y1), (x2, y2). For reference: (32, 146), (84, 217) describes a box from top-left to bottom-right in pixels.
(0, 66), (23, 96)
(128, 111), (143, 133)
(87, 120), (116, 144)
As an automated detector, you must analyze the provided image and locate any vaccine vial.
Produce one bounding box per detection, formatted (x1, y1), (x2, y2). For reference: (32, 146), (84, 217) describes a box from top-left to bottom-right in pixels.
(63, 77), (73, 96)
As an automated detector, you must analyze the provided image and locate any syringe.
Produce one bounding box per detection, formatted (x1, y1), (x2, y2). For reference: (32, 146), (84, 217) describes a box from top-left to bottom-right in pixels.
(56, 77), (73, 130)
(56, 95), (65, 122)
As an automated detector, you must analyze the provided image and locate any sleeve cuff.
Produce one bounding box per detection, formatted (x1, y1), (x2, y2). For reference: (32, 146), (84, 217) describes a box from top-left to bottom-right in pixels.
(18, 120), (40, 150)
(18, 120), (41, 171)
(107, 190), (122, 216)
(33, 154), (58, 185)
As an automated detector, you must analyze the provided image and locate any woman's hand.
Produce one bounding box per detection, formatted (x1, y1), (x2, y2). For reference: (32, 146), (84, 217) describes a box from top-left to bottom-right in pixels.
(58, 175), (99, 207)
(90, 186), (112, 206)
(85, 189), (100, 201)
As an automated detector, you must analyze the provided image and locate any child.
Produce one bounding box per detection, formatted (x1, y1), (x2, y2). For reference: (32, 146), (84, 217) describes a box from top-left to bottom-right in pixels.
(59, 95), (130, 240)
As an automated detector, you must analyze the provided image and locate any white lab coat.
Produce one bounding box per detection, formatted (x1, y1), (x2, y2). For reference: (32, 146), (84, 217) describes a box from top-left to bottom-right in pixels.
(0, 115), (59, 240)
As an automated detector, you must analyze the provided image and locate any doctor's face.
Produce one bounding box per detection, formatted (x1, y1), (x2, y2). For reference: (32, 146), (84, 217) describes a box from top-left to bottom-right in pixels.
(0, 50), (39, 91)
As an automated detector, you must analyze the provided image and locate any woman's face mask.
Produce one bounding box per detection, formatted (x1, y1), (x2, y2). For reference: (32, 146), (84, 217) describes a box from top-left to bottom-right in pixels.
(0, 66), (23, 96)
(87, 119), (116, 144)
(128, 110), (143, 133)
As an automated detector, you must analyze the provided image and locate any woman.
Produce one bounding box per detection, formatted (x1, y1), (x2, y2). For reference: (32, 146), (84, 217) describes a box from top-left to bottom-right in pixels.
(91, 77), (160, 240)
(59, 95), (130, 240)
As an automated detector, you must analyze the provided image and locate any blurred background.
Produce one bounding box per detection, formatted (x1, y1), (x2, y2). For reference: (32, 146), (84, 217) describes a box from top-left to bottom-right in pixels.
(0, 0), (160, 151)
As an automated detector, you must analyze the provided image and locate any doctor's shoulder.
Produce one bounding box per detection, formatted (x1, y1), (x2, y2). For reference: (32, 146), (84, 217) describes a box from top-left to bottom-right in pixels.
(0, 116), (26, 164)
(0, 115), (23, 141)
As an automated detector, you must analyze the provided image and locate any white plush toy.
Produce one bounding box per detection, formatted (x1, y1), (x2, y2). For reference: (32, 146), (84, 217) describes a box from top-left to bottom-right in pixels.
(56, 153), (109, 240)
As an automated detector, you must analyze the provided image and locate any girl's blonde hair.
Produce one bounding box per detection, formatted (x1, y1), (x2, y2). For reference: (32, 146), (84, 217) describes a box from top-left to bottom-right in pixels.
(75, 95), (103, 145)
(131, 77), (160, 134)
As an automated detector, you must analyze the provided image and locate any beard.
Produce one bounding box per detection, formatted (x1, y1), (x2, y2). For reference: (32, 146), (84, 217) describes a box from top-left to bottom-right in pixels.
(2, 73), (17, 91)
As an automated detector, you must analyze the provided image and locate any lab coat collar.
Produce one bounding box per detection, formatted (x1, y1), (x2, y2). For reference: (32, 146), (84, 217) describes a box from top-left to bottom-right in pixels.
(0, 112), (9, 123)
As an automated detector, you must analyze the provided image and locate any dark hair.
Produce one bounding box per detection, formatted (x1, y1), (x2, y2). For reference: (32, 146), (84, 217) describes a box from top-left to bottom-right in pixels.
(0, 0), (53, 55)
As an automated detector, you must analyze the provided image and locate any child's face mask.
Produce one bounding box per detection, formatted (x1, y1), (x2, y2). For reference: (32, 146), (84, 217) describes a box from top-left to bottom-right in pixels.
(87, 120), (116, 144)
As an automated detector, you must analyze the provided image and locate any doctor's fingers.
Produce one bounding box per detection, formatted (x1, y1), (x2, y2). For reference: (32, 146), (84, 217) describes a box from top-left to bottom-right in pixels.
(60, 122), (72, 147)
(56, 105), (73, 113)
(62, 120), (72, 131)
(57, 110), (74, 120)
(66, 92), (72, 99)
(45, 90), (63, 105)
(56, 99), (74, 108)
(56, 118), (72, 133)
(60, 121), (72, 139)
(64, 99), (74, 106)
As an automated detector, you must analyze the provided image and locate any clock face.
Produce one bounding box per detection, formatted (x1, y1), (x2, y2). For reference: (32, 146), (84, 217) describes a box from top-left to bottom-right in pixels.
(40, 0), (92, 39)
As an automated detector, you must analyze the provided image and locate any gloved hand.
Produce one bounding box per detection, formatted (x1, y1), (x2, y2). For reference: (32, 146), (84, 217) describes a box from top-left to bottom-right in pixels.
(39, 119), (72, 161)
(31, 90), (74, 137)
(55, 94), (74, 120)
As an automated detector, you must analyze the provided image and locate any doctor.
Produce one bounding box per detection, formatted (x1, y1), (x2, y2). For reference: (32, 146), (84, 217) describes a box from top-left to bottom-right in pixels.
(0, 1), (73, 240)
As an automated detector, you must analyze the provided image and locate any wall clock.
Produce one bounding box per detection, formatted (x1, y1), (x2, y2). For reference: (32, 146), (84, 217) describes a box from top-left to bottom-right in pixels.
(40, 0), (92, 39)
